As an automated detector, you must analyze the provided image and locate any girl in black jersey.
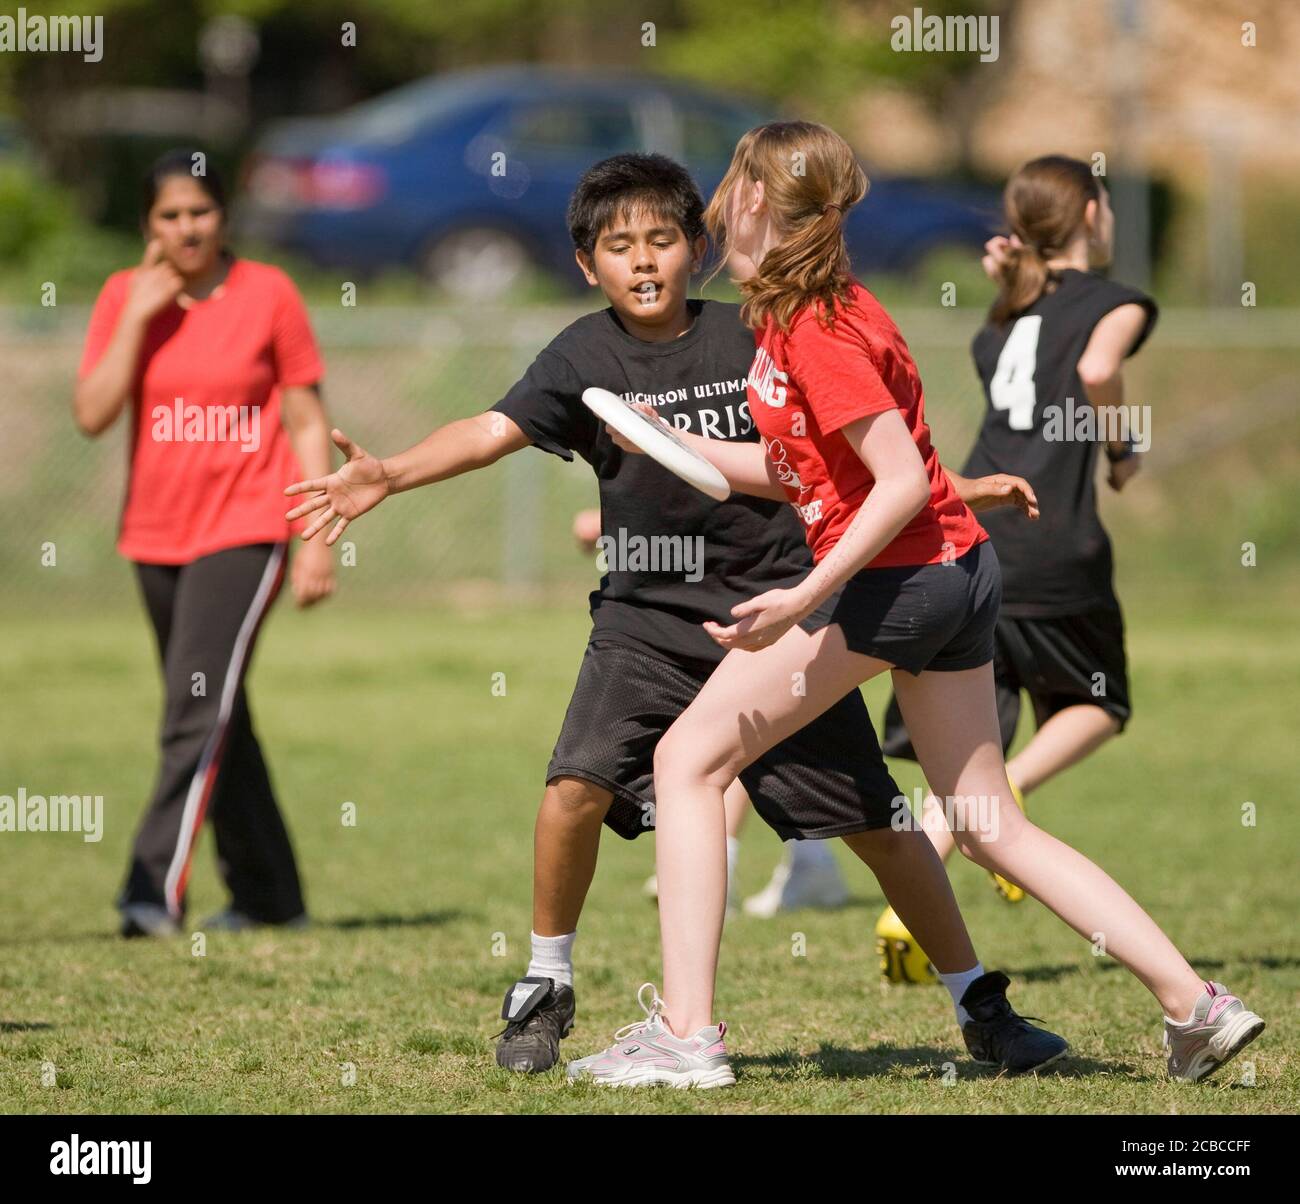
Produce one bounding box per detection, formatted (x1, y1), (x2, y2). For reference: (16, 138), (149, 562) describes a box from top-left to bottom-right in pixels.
(883, 156), (1156, 913)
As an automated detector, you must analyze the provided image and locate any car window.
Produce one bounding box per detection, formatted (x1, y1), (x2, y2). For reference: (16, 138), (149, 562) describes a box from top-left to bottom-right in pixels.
(511, 99), (638, 157)
(336, 77), (466, 144)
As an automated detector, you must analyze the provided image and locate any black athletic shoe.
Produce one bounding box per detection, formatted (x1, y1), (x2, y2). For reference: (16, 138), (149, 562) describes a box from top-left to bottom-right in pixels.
(960, 970), (1069, 1074)
(494, 977), (576, 1073)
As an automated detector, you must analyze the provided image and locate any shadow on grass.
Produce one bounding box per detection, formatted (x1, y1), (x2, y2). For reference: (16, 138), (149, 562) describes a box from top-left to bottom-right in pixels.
(1178, 955), (1300, 973)
(1081, 956), (1300, 977)
(0, 1020), (53, 1032)
(0, 909), (474, 945)
(1005, 953), (1300, 983)
(1001, 963), (1085, 983)
(738, 1043), (950, 1081)
(324, 909), (474, 931)
(739, 1043), (1121, 1081)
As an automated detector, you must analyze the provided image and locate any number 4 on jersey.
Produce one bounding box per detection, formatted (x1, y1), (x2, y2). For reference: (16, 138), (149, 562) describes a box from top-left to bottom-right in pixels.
(989, 315), (1041, 430)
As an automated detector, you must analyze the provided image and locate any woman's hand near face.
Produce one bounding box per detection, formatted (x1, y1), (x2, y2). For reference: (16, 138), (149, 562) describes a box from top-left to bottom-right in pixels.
(124, 240), (185, 324)
(74, 241), (182, 436)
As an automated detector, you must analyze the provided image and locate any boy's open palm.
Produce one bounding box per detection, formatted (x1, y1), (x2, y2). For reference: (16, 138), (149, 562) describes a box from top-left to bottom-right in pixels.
(285, 428), (389, 545)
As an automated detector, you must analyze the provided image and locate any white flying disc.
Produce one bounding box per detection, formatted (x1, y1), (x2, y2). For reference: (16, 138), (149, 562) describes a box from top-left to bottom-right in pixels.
(582, 387), (730, 502)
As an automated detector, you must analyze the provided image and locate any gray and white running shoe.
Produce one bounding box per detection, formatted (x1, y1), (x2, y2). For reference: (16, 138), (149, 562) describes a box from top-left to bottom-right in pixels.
(567, 983), (736, 1089)
(1164, 980), (1265, 1082)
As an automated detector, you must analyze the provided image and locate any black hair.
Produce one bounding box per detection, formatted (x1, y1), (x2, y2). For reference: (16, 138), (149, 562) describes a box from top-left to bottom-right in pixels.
(566, 153), (705, 256)
(141, 148), (227, 218)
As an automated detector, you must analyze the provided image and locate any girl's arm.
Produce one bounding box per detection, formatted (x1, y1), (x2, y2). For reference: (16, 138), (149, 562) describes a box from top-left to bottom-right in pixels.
(73, 314), (148, 435)
(1078, 303), (1149, 490)
(607, 405), (1037, 511)
(704, 409), (928, 651)
(285, 411), (531, 545)
(793, 410), (931, 609)
(673, 429), (785, 500)
(1077, 303), (1149, 394)
(74, 244), (183, 435)
(280, 384), (337, 606)
(604, 405), (785, 500)
(281, 384), (332, 488)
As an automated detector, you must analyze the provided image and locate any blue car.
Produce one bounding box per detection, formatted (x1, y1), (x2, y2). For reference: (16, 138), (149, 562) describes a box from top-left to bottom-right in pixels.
(236, 65), (997, 299)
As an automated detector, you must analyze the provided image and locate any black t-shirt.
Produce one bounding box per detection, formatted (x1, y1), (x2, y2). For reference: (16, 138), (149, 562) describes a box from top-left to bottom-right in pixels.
(963, 270), (1157, 616)
(492, 299), (813, 664)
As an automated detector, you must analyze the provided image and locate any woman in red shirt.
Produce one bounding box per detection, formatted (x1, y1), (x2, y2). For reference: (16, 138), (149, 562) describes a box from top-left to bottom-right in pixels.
(75, 150), (336, 937)
(574, 123), (1263, 1087)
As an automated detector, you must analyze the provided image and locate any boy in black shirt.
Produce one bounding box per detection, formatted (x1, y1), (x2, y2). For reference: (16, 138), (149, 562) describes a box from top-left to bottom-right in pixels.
(286, 154), (1058, 1077)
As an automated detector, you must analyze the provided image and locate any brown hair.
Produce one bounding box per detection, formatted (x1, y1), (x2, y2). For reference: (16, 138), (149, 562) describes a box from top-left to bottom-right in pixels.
(990, 155), (1101, 325)
(704, 122), (867, 331)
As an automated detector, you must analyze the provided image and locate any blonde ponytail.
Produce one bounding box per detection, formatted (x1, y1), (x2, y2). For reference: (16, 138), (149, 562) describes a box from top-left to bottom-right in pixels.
(705, 122), (867, 332)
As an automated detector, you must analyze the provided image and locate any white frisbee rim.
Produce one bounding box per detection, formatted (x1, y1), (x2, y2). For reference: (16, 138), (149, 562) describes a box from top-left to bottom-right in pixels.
(581, 387), (731, 502)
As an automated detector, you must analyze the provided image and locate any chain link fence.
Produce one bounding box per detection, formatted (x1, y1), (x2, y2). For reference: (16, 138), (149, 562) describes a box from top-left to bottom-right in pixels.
(4, 302), (1299, 614)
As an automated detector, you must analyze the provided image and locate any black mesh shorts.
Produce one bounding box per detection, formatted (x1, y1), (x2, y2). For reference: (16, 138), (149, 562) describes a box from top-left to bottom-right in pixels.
(881, 604), (1132, 760)
(547, 638), (901, 841)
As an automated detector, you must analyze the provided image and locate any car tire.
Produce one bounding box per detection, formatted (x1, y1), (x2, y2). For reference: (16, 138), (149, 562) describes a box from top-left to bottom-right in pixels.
(419, 226), (532, 302)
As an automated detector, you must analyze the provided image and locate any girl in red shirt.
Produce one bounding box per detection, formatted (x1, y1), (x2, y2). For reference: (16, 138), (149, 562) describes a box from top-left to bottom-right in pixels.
(576, 123), (1263, 1087)
(75, 150), (336, 936)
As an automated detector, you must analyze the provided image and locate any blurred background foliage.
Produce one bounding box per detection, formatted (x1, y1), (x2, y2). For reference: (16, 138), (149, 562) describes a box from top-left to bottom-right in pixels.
(3, 0), (1297, 305)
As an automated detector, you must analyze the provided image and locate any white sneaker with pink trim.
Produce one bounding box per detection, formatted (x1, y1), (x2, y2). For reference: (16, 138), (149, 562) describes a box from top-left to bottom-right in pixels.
(1163, 980), (1265, 1083)
(566, 983), (736, 1089)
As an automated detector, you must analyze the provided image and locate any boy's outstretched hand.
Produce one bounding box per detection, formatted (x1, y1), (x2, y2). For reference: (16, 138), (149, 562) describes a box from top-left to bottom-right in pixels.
(285, 428), (389, 545)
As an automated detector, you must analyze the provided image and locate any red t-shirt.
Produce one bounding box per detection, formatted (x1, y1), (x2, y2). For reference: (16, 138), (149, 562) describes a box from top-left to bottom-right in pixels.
(79, 258), (322, 564)
(746, 281), (985, 567)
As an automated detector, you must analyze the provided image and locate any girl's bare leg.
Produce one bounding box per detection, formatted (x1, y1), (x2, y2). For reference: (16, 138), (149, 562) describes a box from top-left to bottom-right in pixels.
(653, 624), (977, 1037)
(892, 663), (1204, 1019)
(723, 779), (751, 839)
(1006, 703), (1120, 795)
(919, 703), (1120, 861)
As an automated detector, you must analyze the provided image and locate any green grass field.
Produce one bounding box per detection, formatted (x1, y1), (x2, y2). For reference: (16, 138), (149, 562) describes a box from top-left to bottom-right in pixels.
(1, 584), (1296, 1116)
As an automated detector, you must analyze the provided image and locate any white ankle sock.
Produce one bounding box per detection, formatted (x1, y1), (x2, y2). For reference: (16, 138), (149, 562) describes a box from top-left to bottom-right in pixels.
(789, 837), (836, 870)
(940, 963), (985, 1026)
(526, 930), (576, 988)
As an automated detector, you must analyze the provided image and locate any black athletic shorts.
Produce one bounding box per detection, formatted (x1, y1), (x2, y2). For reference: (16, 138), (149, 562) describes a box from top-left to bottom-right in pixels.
(881, 604), (1132, 760)
(806, 539), (1001, 675)
(547, 640), (901, 842)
